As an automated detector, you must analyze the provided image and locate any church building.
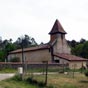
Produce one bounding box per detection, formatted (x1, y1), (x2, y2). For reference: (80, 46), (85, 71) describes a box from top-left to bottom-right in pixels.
(8, 19), (88, 69)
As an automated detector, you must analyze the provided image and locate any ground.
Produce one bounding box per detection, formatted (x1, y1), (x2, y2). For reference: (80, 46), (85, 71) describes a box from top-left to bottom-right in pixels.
(0, 72), (88, 88)
(0, 73), (15, 81)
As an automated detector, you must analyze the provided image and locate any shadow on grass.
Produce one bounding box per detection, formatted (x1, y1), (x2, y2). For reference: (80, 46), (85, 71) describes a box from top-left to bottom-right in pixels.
(26, 77), (56, 88)
(11, 75), (56, 88)
(26, 77), (45, 87)
(79, 80), (88, 83)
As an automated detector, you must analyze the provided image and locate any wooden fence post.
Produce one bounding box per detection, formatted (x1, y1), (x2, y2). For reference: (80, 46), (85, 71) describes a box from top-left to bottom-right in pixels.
(45, 61), (48, 86)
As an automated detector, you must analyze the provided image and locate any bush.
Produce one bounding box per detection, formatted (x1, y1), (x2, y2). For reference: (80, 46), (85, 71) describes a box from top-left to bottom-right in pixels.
(84, 70), (88, 77)
(26, 77), (45, 87)
(11, 75), (22, 81)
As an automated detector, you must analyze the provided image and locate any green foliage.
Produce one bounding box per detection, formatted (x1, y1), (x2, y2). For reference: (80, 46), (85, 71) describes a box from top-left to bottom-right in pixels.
(11, 75), (22, 81)
(72, 44), (83, 56)
(0, 50), (5, 61)
(0, 76), (37, 88)
(0, 67), (16, 73)
(26, 77), (45, 87)
(15, 34), (37, 49)
(71, 40), (88, 59)
(84, 70), (88, 77)
(81, 41), (88, 58)
(0, 35), (37, 62)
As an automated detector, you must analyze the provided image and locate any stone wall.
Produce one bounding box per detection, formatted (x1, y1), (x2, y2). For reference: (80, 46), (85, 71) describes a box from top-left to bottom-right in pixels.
(53, 34), (71, 54)
(69, 61), (87, 69)
(8, 49), (51, 62)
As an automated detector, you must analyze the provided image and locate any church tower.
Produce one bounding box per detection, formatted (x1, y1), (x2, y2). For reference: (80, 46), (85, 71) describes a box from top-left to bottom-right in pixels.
(49, 19), (71, 54)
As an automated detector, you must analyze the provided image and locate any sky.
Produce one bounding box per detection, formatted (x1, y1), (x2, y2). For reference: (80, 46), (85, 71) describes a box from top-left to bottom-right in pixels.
(0, 0), (88, 44)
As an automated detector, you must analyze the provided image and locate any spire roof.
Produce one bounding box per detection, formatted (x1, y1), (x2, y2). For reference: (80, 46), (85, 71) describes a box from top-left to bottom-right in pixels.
(49, 19), (67, 34)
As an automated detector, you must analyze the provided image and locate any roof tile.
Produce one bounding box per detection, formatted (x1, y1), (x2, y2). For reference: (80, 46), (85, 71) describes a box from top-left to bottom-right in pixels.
(54, 53), (88, 61)
(49, 19), (67, 34)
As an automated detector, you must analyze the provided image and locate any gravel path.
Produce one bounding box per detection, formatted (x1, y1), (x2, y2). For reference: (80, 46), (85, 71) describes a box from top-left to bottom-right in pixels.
(0, 73), (15, 81)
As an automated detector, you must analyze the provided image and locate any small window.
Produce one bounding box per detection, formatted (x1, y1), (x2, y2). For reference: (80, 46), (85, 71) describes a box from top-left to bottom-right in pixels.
(55, 60), (60, 63)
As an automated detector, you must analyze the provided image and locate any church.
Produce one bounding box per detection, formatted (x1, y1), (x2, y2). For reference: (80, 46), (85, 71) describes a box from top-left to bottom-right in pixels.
(8, 19), (88, 69)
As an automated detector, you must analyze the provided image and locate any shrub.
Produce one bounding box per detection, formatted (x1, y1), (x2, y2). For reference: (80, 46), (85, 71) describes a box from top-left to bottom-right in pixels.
(84, 70), (88, 77)
(11, 75), (22, 81)
(26, 77), (45, 87)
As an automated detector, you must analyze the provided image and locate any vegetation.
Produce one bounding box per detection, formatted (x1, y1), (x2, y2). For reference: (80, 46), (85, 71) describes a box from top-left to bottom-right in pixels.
(0, 76), (37, 88)
(0, 74), (55, 88)
(0, 67), (17, 73)
(0, 73), (88, 88)
(0, 35), (37, 62)
(29, 73), (88, 88)
(67, 38), (88, 59)
(0, 35), (88, 61)
(84, 70), (88, 77)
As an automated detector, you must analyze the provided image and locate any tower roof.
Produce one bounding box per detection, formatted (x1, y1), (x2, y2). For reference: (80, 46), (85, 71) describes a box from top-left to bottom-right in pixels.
(49, 19), (67, 34)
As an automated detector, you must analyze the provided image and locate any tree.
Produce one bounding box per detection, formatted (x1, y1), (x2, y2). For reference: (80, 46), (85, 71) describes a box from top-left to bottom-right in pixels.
(0, 38), (16, 62)
(15, 34), (37, 49)
(81, 41), (88, 58)
(80, 38), (86, 44)
(72, 44), (83, 56)
(67, 40), (79, 48)
(0, 50), (5, 61)
(0, 37), (2, 50)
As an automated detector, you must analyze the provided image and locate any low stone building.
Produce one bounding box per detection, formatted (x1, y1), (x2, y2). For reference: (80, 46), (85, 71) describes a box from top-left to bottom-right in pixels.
(8, 19), (88, 69)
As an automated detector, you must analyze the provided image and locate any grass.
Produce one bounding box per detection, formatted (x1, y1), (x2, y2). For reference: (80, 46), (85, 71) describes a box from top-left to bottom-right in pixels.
(0, 72), (88, 88)
(0, 80), (37, 88)
(0, 76), (39, 88)
(0, 68), (17, 73)
(0, 74), (54, 88)
(0, 66), (85, 73)
(29, 72), (88, 88)
(0, 67), (88, 88)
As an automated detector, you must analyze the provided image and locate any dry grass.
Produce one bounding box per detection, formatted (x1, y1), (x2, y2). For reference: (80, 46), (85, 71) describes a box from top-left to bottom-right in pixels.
(32, 72), (88, 88)
(0, 72), (88, 88)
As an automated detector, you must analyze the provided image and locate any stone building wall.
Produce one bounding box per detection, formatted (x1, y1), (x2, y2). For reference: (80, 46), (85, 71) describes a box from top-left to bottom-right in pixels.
(69, 61), (87, 69)
(8, 49), (51, 62)
(53, 34), (71, 54)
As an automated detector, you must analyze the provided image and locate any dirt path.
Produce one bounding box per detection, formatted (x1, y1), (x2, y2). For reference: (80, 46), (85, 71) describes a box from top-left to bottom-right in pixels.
(0, 73), (15, 81)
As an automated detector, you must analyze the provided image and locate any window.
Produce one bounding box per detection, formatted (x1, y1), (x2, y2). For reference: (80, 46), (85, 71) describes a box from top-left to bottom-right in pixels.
(55, 60), (60, 63)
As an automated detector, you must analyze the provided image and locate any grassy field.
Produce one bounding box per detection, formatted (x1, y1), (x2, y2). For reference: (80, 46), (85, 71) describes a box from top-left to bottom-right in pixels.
(0, 67), (88, 88)
(30, 72), (88, 88)
(0, 68), (17, 73)
(0, 72), (88, 88)
(0, 77), (39, 88)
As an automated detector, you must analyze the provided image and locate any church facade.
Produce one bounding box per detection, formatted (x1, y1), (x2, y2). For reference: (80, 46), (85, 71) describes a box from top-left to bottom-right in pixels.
(8, 19), (88, 69)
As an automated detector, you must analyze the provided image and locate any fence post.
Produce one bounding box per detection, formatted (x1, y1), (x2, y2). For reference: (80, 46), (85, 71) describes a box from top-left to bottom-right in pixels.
(45, 61), (48, 86)
(72, 64), (76, 78)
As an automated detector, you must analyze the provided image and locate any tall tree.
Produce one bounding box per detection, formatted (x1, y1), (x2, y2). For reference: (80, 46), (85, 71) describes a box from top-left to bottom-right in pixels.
(15, 34), (37, 48)
(81, 41), (88, 58)
(72, 44), (83, 56)
(80, 38), (86, 44)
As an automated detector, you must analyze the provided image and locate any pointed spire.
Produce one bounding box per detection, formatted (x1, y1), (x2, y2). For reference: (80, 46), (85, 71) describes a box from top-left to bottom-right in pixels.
(49, 19), (67, 34)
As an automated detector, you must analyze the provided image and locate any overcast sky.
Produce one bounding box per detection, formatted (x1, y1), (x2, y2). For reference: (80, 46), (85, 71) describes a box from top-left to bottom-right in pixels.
(0, 0), (88, 44)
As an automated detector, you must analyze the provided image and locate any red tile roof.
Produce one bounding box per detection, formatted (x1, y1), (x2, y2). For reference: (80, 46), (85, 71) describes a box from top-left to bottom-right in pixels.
(9, 44), (50, 54)
(49, 19), (67, 34)
(54, 53), (88, 61)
